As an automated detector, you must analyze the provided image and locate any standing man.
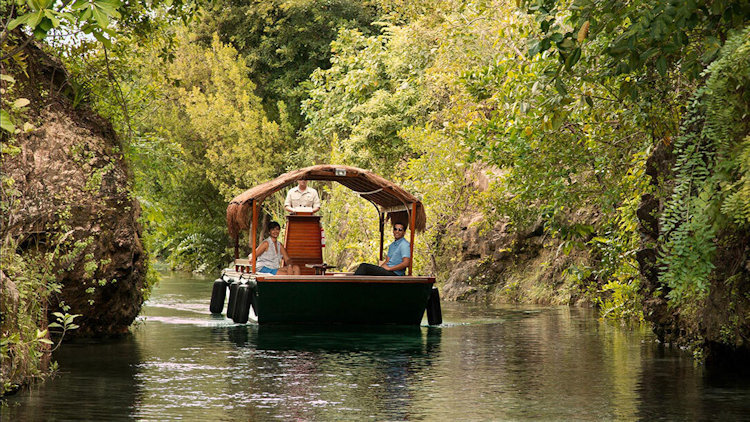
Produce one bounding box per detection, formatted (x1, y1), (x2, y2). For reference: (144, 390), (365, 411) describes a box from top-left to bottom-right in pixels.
(285, 180), (321, 214)
(353, 222), (411, 276)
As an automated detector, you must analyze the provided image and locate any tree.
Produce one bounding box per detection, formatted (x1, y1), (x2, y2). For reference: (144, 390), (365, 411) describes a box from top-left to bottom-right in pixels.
(128, 29), (286, 269)
(196, 0), (380, 132)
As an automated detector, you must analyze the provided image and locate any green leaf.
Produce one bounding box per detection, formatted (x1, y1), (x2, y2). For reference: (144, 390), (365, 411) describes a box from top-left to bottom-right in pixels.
(558, 38), (575, 50)
(7, 12), (35, 30)
(33, 26), (48, 40)
(555, 78), (568, 96)
(528, 40), (541, 57)
(29, 10), (44, 28)
(80, 10), (93, 26)
(0, 110), (16, 133)
(639, 47), (659, 62)
(71, 0), (89, 10)
(565, 47), (581, 71)
(656, 55), (667, 76)
(38, 338), (54, 345)
(13, 98), (30, 108)
(44, 10), (60, 27)
(93, 31), (112, 48)
(91, 5), (109, 27)
(38, 17), (53, 32)
(48, 322), (63, 329)
(0, 74), (15, 83)
(94, 0), (121, 18)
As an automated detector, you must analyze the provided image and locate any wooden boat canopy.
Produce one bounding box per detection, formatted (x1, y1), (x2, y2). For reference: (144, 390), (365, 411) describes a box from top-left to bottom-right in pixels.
(226, 165), (426, 240)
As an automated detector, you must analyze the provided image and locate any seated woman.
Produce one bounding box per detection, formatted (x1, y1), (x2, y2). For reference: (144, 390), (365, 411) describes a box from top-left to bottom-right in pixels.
(252, 222), (300, 275)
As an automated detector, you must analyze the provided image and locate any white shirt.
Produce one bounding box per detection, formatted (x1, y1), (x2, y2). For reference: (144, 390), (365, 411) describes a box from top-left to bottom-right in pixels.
(285, 186), (321, 210)
(255, 236), (282, 269)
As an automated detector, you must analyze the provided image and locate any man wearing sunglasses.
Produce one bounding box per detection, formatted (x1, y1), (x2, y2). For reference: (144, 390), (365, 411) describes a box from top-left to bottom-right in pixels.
(353, 223), (411, 276)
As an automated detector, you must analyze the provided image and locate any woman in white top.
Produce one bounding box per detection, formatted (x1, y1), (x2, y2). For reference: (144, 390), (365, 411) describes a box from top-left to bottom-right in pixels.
(253, 222), (300, 275)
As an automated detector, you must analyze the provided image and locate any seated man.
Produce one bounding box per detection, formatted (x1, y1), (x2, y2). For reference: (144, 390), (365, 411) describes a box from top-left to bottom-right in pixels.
(354, 222), (410, 276)
(252, 222), (300, 275)
(285, 179), (321, 214)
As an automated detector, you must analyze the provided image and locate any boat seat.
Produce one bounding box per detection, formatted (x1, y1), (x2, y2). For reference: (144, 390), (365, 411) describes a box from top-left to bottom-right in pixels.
(233, 258), (252, 273)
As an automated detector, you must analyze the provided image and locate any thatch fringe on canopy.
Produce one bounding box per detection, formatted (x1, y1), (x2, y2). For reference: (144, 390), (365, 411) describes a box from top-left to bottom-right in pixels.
(226, 165), (426, 239)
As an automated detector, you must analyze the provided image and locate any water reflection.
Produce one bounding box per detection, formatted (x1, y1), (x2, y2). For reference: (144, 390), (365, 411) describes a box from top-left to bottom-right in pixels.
(2, 336), (143, 421)
(4, 272), (750, 420)
(200, 324), (446, 420)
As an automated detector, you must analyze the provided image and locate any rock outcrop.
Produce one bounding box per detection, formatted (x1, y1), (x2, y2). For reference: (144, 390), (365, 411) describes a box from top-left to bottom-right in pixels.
(440, 170), (595, 306)
(1, 42), (146, 336)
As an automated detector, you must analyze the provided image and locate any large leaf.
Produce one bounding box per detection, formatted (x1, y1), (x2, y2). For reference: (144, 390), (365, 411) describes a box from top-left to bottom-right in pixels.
(94, 0), (122, 18)
(7, 12), (35, 30)
(93, 31), (112, 49)
(565, 47), (581, 71)
(43, 10), (60, 27)
(71, 0), (89, 10)
(0, 109), (16, 133)
(91, 5), (110, 27)
(13, 98), (31, 108)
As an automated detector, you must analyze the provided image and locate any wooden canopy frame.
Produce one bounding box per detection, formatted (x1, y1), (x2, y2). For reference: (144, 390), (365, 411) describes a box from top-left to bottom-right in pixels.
(226, 165), (426, 275)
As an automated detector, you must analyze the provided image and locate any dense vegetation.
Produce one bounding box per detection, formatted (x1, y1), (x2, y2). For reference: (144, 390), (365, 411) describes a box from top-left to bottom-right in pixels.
(2, 0), (749, 392)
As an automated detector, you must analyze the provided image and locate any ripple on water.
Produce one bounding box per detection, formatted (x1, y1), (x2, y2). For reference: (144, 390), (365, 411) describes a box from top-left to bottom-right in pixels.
(136, 315), (244, 327)
(6, 276), (750, 421)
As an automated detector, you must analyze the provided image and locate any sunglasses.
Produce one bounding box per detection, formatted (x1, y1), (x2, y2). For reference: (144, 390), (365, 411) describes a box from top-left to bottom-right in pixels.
(393, 227), (405, 232)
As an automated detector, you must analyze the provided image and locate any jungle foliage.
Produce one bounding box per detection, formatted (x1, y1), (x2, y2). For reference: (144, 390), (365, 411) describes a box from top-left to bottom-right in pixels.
(195, 0), (380, 131)
(3, 0), (750, 371)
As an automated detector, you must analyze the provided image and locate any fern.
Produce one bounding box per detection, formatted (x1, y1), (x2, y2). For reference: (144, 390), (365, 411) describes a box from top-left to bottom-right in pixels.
(658, 27), (750, 306)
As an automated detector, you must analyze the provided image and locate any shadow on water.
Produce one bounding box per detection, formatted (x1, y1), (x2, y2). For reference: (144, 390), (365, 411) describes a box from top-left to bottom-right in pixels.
(635, 344), (750, 421)
(227, 324), (441, 353)
(1, 336), (143, 422)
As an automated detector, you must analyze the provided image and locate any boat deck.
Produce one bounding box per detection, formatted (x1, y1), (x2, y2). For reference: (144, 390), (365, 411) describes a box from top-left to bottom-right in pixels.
(223, 269), (434, 284)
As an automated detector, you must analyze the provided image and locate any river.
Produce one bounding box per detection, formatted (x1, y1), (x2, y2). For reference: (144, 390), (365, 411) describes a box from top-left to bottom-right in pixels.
(3, 271), (750, 420)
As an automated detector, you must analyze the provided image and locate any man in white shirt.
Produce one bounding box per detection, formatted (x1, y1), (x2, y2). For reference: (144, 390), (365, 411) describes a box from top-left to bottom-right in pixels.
(285, 180), (321, 214)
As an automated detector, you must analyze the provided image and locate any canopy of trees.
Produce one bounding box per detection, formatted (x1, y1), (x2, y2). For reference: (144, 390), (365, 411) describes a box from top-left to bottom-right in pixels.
(2, 0), (749, 364)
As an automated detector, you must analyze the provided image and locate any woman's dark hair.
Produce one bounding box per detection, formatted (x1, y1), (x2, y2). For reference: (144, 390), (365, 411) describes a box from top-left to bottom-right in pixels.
(269, 221), (281, 231)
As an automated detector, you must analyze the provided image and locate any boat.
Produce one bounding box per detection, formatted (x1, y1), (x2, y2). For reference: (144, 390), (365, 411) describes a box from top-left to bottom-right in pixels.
(209, 164), (442, 325)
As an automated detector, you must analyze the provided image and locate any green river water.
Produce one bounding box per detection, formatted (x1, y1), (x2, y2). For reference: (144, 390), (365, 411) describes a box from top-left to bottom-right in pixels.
(3, 271), (750, 420)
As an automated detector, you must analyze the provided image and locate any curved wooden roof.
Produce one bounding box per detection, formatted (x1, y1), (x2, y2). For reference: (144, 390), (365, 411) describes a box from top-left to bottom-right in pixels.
(226, 165), (426, 239)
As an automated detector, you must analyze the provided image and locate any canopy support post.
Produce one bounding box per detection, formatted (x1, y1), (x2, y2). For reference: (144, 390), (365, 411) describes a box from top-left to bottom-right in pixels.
(379, 211), (385, 262)
(234, 236), (239, 260)
(251, 199), (258, 273)
(409, 202), (416, 276)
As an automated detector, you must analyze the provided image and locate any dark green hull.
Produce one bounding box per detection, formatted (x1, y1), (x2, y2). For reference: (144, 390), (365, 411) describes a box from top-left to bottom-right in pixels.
(254, 276), (435, 325)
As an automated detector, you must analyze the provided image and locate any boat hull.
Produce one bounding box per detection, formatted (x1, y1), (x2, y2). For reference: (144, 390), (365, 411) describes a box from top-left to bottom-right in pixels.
(253, 275), (435, 325)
